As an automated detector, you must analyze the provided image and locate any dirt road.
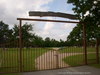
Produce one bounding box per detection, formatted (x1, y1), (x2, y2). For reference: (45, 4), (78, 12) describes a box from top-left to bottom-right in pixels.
(35, 48), (91, 70)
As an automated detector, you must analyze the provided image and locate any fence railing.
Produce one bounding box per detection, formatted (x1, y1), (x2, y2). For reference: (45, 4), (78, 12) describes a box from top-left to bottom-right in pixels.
(0, 41), (99, 73)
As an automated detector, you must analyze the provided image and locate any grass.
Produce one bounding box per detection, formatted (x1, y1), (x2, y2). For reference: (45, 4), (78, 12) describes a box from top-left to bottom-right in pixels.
(61, 47), (100, 68)
(63, 53), (97, 66)
(89, 64), (100, 68)
(0, 73), (21, 75)
(0, 48), (49, 72)
(0, 47), (99, 74)
(59, 47), (96, 53)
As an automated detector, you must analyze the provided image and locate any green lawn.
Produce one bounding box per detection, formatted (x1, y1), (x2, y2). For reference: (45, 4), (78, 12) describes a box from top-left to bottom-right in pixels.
(89, 64), (100, 68)
(63, 53), (98, 66)
(0, 73), (21, 75)
(61, 47), (100, 68)
(0, 48), (49, 72)
(0, 47), (99, 74)
(59, 47), (96, 53)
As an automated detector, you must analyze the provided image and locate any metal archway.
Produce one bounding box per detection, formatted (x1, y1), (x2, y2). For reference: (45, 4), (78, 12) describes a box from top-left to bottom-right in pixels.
(17, 11), (87, 72)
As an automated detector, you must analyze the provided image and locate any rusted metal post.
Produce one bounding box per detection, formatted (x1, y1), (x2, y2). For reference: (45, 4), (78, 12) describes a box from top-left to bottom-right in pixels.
(53, 48), (59, 68)
(83, 23), (87, 65)
(19, 20), (23, 72)
(96, 38), (99, 64)
(56, 50), (59, 68)
(17, 18), (79, 24)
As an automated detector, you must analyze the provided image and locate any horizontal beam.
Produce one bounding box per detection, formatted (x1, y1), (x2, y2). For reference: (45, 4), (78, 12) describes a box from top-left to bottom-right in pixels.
(17, 18), (79, 24)
(29, 11), (78, 20)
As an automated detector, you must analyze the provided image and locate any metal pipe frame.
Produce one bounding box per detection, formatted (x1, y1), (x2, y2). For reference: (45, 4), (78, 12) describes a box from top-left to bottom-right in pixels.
(17, 18), (79, 24)
(17, 17), (88, 72)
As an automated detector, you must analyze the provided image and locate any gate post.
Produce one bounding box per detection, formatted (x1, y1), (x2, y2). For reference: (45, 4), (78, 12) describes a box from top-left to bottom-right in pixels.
(19, 20), (23, 72)
(83, 23), (87, 65)
(96, 38), (99, 64)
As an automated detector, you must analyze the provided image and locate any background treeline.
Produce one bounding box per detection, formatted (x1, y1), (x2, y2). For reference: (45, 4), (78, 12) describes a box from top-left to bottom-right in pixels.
(0, 21), (70, 47)
(0, 19), (100, 48)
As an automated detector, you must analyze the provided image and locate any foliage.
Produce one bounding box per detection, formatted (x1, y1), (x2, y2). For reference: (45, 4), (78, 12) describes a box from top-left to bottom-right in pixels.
(12, 23), (34, 47)
(0, 21), (67, 47)
(0, 21), (13, 44)
(66, 0), (100, 46)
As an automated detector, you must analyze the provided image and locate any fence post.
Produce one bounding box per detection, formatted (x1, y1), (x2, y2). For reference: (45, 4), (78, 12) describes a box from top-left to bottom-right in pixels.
(56, 50), (59, 68)
(96, 38), (99, 64)
(83, 23), (87, 65)
(19, 20), (23, 72)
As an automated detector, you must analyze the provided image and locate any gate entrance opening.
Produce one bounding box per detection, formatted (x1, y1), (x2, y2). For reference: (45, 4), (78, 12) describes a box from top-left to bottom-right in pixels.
(17, 11), (88, 72)
(0, 11), (99, 73)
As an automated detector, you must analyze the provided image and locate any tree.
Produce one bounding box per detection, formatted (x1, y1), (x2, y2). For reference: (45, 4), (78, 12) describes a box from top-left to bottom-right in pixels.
(67, 24), (83, 46)
(0, 21), (13, 45)
(67, 0), (100, 46)
(12, 23), (34, 47)
(44, 37), (51, 47)
(0, 21), (68, 47)
(51, 39), (60, 47)
(32, 35), (44, 47)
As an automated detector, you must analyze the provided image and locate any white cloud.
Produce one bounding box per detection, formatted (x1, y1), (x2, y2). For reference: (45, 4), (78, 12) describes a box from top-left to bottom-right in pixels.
(0, 0), (54, 25)
(35, 22), (76, 41)
(44, 22), (54, 30)
(0, 0), (76, 41)
(64, 23), (72, 28)
(44, 19), (54, 31)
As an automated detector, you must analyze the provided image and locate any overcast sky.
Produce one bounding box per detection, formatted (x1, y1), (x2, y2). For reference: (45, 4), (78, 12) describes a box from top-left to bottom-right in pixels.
(0, 0), (77, 41)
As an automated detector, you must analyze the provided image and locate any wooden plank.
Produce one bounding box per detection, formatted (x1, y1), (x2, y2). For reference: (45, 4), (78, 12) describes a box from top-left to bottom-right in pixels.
(29, 11), (78, 20)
